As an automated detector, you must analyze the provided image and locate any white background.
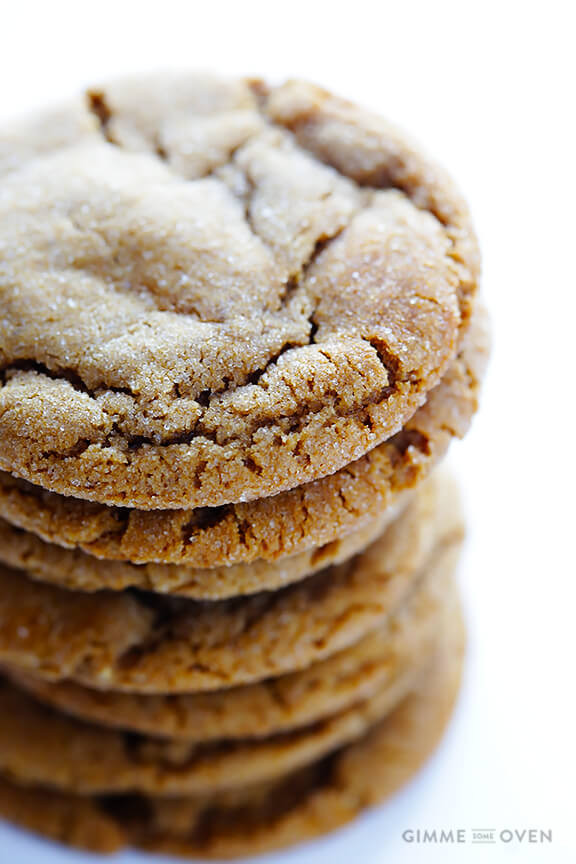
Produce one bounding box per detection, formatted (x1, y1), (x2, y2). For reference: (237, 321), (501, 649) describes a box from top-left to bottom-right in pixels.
(0, 1), (575, 862)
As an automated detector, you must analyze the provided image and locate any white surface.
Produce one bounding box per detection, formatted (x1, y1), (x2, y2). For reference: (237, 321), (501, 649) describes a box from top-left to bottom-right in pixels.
(0, 1), (575, 862)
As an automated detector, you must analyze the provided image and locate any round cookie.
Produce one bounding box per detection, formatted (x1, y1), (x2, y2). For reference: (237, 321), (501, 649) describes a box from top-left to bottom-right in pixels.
(0, 600), (464, 857)
(0, 652), (423, 796)
(0, 72), (478, 510)
(0, 496), (403, 599)
(0, 307), (487, 568)
(6, 542), (449, 740)
(0, 473), (462, 693)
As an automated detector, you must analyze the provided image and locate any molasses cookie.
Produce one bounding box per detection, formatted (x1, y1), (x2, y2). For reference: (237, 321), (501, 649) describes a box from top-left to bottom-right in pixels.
(6, 542), (450, 740)
(0, 497), (402, 598)
(0, 596), (464, 856)
(0, 473), (462, 693)
(0, 73), (478, 509)
(0, 309), (487, 571)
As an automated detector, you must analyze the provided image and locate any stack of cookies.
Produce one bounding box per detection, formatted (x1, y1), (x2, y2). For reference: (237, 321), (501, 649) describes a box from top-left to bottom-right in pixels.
(0, 73), (488, 857)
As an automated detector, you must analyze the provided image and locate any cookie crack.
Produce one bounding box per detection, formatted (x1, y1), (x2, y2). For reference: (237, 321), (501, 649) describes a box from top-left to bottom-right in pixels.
(0, 359), (139, 401)
(265, 678), (292, 711)
(86, 90), (116, 144)
(1, 231), (365, 457)
(257, 92), (476, 339)
(0, 360), (90, 395)
(387, 428), (430, 458)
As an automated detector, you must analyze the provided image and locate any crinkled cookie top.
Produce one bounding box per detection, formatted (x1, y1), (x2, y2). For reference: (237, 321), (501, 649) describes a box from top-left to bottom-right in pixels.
(0, 73), (477, 508)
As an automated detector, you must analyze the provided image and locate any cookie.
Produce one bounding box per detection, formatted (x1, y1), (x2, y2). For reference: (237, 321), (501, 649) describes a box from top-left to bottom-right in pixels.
(0, 307), (487, 569)
(0, 651), (423, 796)
(0, 473), (462, 693)
(6, 539), (449, 740)
(0, 495), (403, 599)
(0, 599), (464, 857)
(0, 72), (478, 509)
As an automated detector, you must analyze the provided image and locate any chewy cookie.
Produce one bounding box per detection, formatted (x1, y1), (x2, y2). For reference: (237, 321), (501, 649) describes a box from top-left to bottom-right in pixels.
(0, 308), (487, 573)
(0, 72), (478, 509)
(0, 598), (464, 857)
(0, 657), (422, 796)
(0, 495), (401, 599)
(0, 70), (487, 861)
(0, 473), (462, 693)
(6, 541), (450, 740)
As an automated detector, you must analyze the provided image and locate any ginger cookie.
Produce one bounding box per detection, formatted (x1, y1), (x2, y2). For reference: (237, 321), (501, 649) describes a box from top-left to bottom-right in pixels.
(0, 596), (464, 857)
(0, 72), (478, 509)
(6, 540), (450, 741)
(0, 307), (487, 569)
(0, 495), (403, 599)
(0, 653), (422, 796)
(0, 473), (462, 693)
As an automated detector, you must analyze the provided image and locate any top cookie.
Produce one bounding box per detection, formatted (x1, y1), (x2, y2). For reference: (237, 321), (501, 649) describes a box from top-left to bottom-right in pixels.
(0, 72), (477, 509)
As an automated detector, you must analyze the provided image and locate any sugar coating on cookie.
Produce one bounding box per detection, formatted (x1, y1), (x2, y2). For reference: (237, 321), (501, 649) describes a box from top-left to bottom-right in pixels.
(0, 307), (489, 568)
(0, 495), (400, 598)
(0, 72), (477, 509)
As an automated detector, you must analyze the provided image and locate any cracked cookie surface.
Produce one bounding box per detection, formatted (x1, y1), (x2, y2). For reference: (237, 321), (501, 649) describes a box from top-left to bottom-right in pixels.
(0, 473), (462, 693)
(0, 72), (477, 508)
(0, 495), (403, 599)
(0, 596), (464, 857)
(0, 307), (488, 568)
